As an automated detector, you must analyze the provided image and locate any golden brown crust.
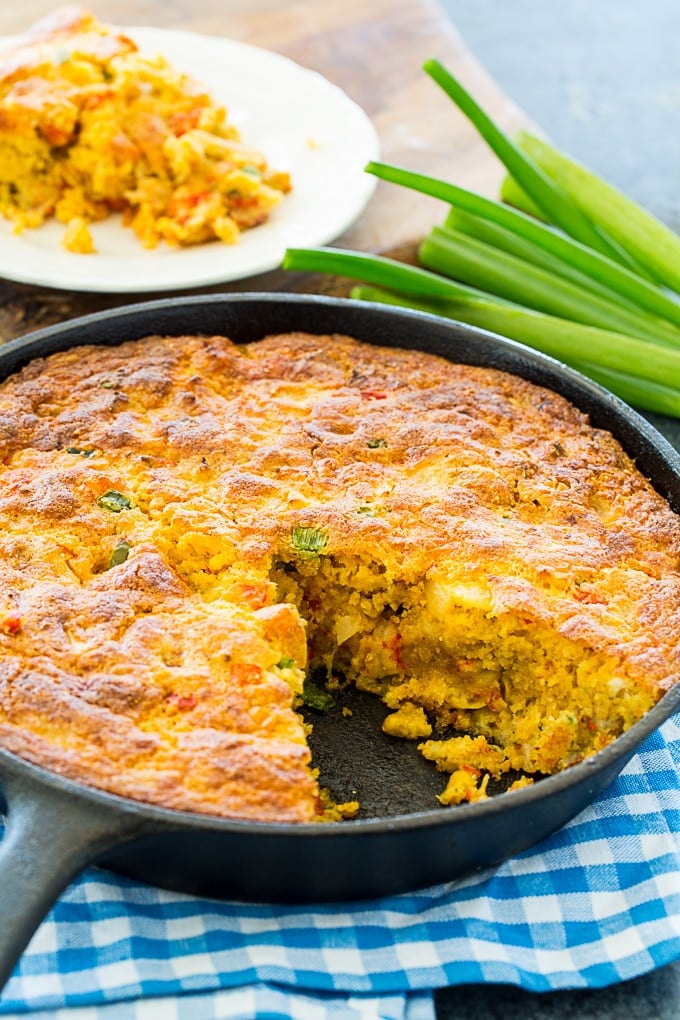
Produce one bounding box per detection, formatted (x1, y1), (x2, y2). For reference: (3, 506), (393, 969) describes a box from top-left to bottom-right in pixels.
(0, 329), (679, 819)
(0, 7), (136, 107)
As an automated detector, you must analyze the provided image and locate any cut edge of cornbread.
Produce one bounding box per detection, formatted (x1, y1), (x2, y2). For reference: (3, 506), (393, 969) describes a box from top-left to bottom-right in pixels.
(270, 549), (659, 807)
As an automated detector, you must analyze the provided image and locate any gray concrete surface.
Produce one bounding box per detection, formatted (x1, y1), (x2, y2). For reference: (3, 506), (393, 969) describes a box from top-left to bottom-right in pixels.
(433, 2), (680, 1017)
(440, 0), (680, 230)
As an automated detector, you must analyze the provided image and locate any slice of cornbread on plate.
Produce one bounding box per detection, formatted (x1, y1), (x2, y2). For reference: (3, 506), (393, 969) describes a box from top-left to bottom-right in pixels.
(0, 6), (290, 252)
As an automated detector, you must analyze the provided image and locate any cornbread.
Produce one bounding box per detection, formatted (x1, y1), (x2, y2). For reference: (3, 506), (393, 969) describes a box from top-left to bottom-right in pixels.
(1, 330), (679, 822)
(0, 7), (291, 252)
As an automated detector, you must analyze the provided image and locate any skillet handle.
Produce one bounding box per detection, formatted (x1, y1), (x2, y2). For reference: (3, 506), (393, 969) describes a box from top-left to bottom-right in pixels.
(0, 767), (146, 994)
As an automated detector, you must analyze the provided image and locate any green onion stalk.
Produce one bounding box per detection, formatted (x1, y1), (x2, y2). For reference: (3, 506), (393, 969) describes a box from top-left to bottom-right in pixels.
(282, 57), (680, 419)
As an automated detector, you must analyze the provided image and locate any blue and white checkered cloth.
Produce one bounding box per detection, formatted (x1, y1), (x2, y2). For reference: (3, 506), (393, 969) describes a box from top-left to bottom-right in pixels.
(1, 713), (679, 1020)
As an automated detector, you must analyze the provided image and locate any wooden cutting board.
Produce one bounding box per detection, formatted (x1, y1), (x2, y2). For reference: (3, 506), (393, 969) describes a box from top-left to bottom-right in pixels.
(0, 0), (531, 339)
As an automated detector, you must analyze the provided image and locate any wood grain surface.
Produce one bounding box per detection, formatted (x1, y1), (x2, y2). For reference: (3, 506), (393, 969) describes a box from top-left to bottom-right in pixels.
(0, 0), (530, 339)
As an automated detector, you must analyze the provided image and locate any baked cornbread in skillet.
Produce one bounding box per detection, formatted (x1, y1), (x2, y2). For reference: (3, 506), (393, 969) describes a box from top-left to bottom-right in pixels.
(0, 6), (290, 252)
(0, 330), (678, 820)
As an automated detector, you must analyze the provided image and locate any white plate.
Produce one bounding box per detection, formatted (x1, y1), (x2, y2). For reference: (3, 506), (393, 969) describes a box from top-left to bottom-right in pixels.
(0, 27), (380, 293)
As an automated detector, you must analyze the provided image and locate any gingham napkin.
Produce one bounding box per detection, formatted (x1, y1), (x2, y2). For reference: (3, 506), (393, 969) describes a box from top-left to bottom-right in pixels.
(1, 712), (679, 1020)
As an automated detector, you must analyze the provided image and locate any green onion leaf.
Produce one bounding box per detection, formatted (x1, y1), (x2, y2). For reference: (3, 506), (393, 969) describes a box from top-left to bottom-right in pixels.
(97, 490), (132, 513)
(291, 525), (328, 555)
(418, 224), (680, 347)
(422, 58), (637, 269)
(302, 678), (335, 712)
(366, 160), (680, 331)
(66, 446), (97, 457)
(504, 130), (680, 293)
(283, 246), (504, 305)
(108, 541), (130, 568)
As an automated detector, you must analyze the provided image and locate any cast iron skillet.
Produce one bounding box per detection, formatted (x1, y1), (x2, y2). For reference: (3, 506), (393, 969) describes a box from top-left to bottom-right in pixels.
(1, 293), (679, 991)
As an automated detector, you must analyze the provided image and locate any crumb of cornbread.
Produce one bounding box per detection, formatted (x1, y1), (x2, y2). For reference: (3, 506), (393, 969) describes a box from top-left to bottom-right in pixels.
(0, 329), (679, 823)
(0, 6), (291, 252)
(382, 702), (432, 739)
(438, 769), (490, 806)
(61, 214), (96, 253)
